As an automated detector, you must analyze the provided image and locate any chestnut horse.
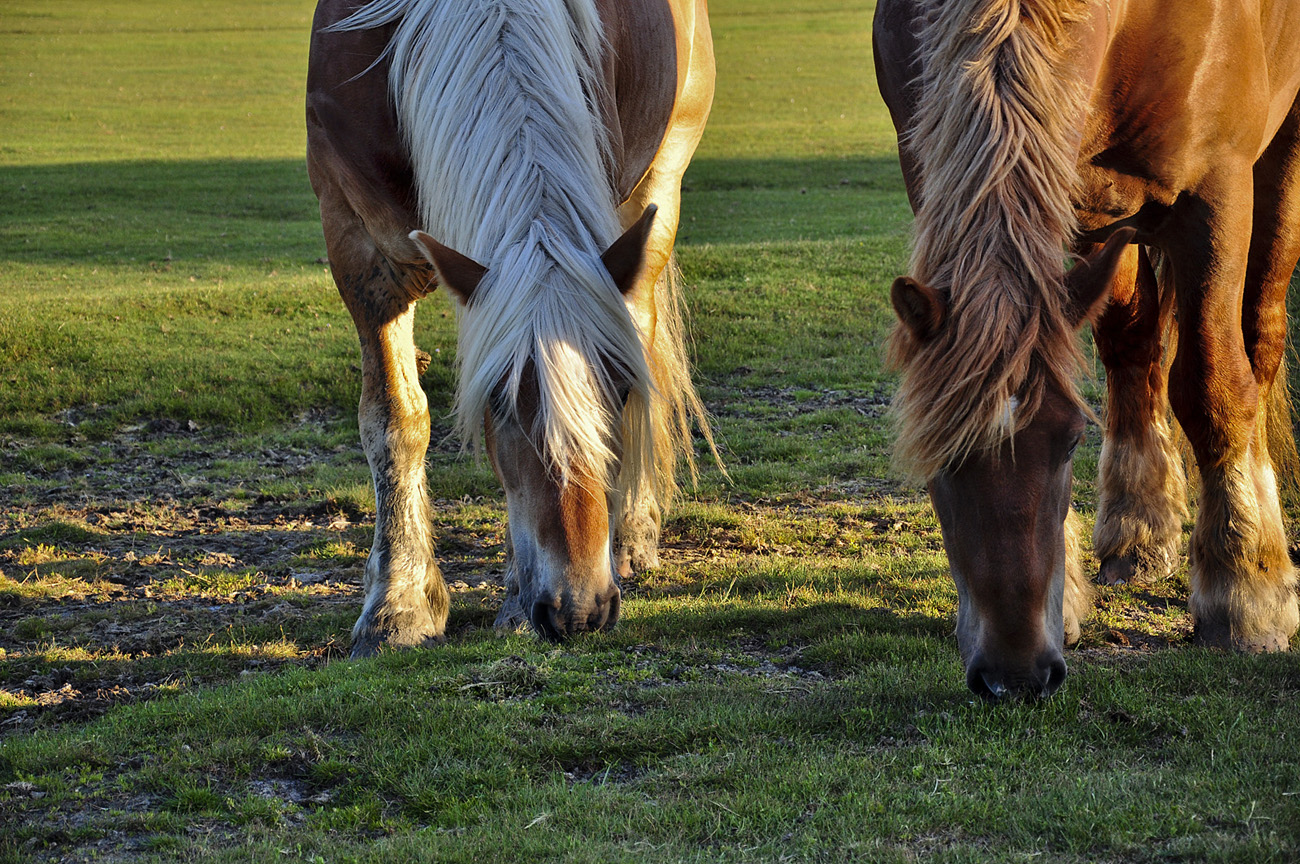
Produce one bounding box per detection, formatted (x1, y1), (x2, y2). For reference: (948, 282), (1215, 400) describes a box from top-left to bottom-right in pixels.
(306, 0), (714, 655)
(875, 0), (1300, 698)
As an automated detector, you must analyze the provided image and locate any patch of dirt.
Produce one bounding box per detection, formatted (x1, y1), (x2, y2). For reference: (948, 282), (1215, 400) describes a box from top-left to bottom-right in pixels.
(710, 384), (892, 421)
(0, 415), (1200, 738)
(0, 420), (506, 734)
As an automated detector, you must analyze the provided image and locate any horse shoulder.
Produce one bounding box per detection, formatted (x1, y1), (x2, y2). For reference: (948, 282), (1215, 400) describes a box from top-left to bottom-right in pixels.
(307, 2), (427, 297)
(1076, 0), (1298, 231)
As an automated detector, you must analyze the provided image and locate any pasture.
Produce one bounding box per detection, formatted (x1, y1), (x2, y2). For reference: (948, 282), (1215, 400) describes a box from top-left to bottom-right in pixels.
(2, 0), (1298, 861)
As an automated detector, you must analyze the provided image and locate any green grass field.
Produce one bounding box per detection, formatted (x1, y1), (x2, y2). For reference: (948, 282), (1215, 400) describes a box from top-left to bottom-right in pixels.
(2, 1), (1299, 861)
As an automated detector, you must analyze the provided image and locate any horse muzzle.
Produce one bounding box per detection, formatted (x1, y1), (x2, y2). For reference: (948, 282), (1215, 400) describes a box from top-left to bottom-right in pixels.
(528, 584), (621, 642)
(964, 648), (1068, 701)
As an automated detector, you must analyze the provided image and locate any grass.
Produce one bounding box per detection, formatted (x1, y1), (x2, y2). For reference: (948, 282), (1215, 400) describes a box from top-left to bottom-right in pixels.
(2, 0), (1300, 862)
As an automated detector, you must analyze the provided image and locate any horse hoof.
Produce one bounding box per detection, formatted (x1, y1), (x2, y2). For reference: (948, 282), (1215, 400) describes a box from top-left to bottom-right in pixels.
(1098, 550), (1171, 587)
(1098, 555), (1135, 586)
(1192, 620), (1292, 653)
(349, 630), (444, 659)
(493, 592), (529, 634)
(615, 548), (659, 583)
(617, 545), (660, 576)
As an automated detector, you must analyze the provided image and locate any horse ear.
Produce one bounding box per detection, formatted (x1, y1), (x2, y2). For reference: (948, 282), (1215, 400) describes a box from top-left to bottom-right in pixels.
(602, 204), (658, 296)
(1065, 227), (1136, 326)
(891, 276), (947, 341)
(410, 230), (486, 306)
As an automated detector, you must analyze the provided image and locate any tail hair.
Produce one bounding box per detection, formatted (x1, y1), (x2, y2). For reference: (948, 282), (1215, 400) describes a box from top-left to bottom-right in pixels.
(629, 255), (724, 509)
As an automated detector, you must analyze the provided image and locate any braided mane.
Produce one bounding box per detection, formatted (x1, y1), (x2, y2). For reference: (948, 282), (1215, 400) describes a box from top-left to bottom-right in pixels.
(329, 0), (657, 497)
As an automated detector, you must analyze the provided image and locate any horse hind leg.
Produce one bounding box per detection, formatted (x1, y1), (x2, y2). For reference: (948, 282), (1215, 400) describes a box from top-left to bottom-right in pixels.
(1092, 243), (1187, 586)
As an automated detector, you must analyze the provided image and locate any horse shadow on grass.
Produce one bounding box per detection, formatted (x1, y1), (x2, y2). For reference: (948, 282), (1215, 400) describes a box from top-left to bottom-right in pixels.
(0, 159), (324, 267)
(0, 155), (913, 267)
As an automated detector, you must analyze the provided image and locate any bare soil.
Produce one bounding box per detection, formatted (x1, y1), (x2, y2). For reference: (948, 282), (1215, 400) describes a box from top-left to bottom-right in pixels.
(0, 421), (506, 735)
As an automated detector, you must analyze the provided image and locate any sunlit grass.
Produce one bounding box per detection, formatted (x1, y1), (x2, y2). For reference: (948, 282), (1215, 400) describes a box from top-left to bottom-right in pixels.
(3, 0), (1299, 862)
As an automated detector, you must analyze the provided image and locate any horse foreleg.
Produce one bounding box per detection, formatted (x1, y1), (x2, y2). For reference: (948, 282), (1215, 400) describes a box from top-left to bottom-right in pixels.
(493, 531), (528, 632)
(1205, 97), (1300, 652)
(350, 297), (448, 656)
(1063, 507), (1093, 646)
(1169, 178), (1298, 652)
(319, 205), (448, 656)
(611, 190), (676, 577)
(1092, 244), (1187, 586)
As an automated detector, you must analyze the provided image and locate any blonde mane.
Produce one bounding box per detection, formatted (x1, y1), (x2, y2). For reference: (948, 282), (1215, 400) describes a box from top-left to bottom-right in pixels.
(889, 0), (1091, 479)
(330, 0), (656, 497)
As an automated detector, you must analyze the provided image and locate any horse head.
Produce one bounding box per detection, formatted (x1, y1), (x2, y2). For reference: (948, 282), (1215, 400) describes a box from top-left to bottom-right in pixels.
(411, 207), (659, 641)
(890, 229), (1133, 699)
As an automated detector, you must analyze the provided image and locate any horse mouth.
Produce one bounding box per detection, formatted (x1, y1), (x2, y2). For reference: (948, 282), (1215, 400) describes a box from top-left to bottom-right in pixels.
(528, 589), (621, 642)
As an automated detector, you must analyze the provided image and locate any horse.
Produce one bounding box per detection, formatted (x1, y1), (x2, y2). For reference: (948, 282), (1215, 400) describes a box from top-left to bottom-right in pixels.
(306, 0), (715, 655)
(874, 0), (1300, 698)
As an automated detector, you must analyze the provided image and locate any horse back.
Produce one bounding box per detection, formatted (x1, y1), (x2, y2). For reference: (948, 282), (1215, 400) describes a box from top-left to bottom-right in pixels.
(597, 0), (682, 200)
(874, 0), (1300, 229)
(306, 0), (692, 255)
(871, 0), (924, 209)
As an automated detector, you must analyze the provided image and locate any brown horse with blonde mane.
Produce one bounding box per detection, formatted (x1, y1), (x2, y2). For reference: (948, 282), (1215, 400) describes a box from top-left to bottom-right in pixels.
(306, 0), (714, 655)
(875, 0), (1300, 698)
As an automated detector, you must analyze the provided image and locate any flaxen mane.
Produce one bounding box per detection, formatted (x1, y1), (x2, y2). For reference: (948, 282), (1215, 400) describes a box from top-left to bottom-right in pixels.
(329, 0), (660, 499)
(889, 0), (1090, 479)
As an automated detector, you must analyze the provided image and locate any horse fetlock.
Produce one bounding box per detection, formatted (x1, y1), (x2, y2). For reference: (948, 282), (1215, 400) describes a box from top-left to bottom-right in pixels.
(615, 505), (662, 575)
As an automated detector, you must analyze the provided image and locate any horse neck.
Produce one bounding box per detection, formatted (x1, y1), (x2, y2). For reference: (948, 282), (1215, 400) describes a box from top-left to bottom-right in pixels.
(908, 0), (1090, 300)
(354, 0), (619, 259)
(890, 0), (1094, 480)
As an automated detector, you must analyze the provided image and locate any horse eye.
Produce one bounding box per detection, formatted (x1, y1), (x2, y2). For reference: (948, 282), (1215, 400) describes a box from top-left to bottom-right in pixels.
(1065, 431), (1084, 460)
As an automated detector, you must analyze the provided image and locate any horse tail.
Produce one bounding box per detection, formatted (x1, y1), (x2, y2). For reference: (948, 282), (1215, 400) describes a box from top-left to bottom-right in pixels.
(1267, 353), (1300, 501)
(640, 255), (723, 503)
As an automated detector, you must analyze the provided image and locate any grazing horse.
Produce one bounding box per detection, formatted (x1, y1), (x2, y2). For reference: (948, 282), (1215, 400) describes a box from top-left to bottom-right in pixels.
(306, 0), (715, 655)
(875, 0), (1300, 698)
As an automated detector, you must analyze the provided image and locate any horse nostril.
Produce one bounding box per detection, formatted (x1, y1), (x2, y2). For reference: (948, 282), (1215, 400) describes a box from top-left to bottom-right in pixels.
(1040, 654), (1068, 698)
(530, 600), (565, 643)
(966, 661), (1005, 701)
